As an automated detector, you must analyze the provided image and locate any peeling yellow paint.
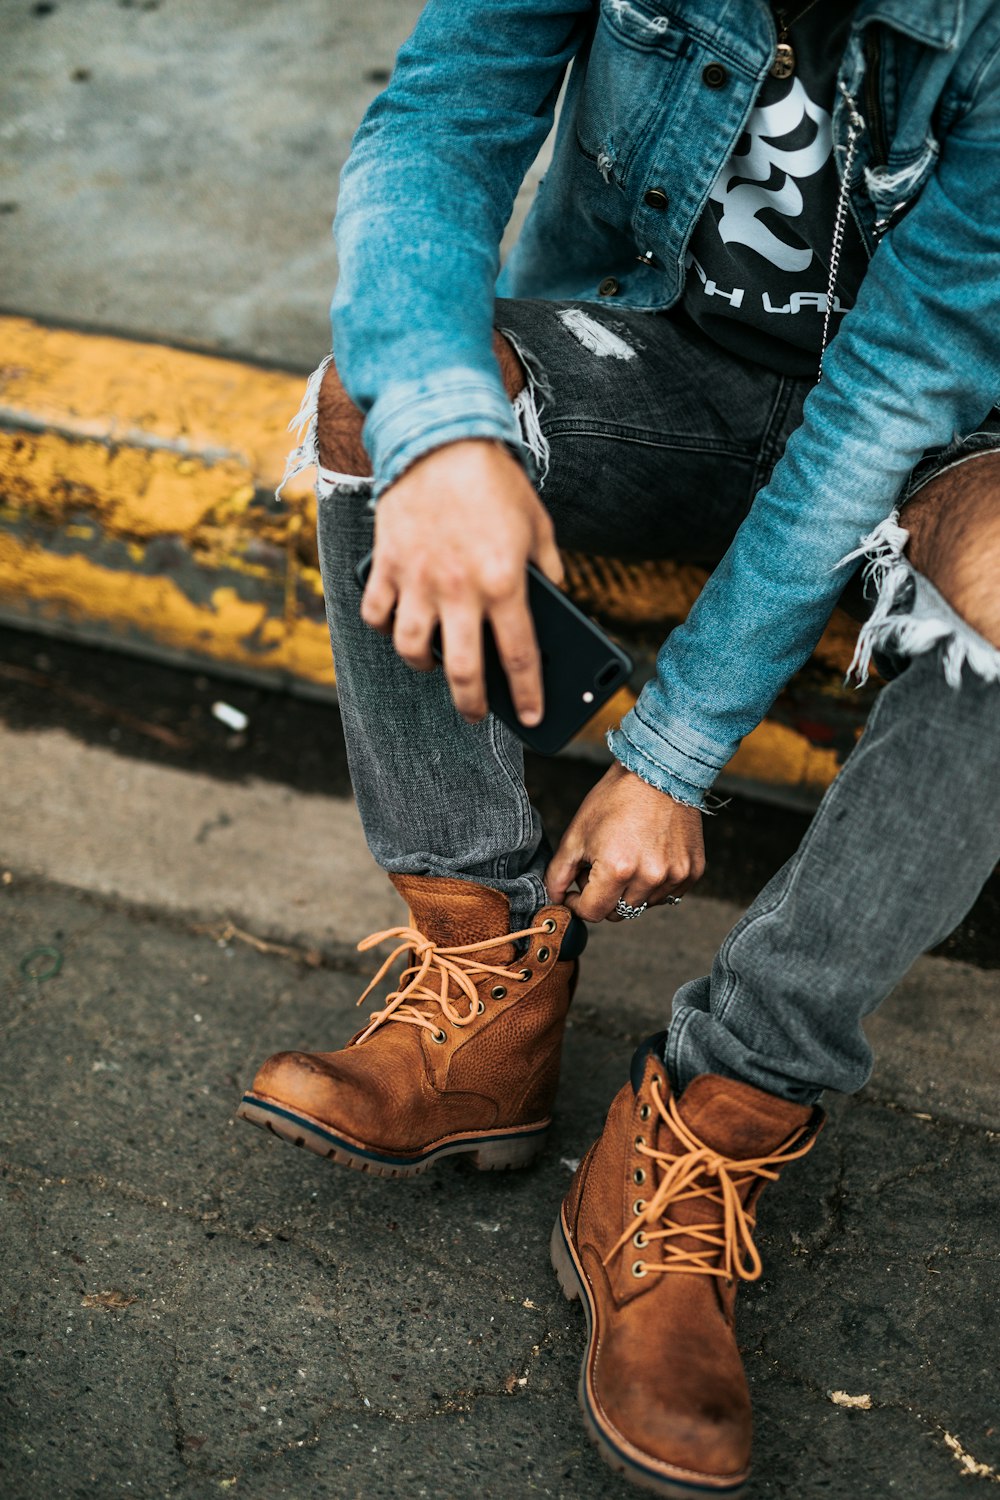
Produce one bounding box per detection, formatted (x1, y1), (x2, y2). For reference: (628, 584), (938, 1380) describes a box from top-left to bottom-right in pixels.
(0, 314), (315, 501)
(0, 536), (334, 688)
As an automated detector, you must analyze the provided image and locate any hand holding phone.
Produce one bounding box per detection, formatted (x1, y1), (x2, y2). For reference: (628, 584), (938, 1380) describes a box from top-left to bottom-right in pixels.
(356, 551), (633, 754)
(356, 440), (562, 728)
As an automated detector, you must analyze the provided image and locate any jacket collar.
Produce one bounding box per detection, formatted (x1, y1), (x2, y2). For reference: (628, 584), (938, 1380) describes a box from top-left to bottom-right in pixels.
(854, 0), (963, 50)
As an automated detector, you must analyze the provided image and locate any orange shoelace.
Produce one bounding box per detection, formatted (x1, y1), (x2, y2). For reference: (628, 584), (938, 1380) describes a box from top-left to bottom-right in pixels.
(603, 1076), (816, 1283)
(352, 920), (554, 1045)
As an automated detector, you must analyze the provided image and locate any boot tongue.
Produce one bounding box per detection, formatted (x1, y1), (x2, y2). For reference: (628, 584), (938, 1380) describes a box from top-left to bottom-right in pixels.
(640, 1067), (814, 1264)
(389, 874), (517, 963)
(675, 1074), (813, 1159)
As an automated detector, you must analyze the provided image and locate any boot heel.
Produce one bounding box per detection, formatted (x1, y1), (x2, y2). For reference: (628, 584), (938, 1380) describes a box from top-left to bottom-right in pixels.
(470, 1129), (547, 1172)
(549, 1214), (582, 1302)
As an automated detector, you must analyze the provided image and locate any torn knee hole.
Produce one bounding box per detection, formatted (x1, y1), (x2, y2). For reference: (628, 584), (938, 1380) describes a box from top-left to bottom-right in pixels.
(493, 330), (528, 400)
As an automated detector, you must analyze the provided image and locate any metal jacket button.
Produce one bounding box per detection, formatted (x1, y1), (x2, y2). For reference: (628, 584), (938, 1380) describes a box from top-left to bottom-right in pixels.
(702, 62), (728, 88)
(598, 276), (620, 296)
(643, 187), (669, 211)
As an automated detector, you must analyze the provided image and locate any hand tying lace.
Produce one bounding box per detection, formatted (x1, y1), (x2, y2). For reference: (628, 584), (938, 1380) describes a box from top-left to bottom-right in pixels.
(352, 920), (554, 1045)
(604, 1076), (816, 1283)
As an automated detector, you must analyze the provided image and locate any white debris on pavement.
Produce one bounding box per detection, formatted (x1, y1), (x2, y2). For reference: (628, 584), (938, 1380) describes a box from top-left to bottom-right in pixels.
(829, 1391), (873, 1410)
(211, 701), (249, 732)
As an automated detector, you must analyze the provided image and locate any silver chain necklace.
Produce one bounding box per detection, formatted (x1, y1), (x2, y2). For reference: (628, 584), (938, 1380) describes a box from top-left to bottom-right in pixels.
(819, 83), (866, 378)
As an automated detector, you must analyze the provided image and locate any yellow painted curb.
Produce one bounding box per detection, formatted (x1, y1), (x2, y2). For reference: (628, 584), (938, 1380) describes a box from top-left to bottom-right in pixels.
(0, 314), (866, 796)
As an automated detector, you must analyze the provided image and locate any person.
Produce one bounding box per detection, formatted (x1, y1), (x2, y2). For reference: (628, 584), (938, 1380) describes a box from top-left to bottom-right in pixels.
(238, 1), (1000, 1492)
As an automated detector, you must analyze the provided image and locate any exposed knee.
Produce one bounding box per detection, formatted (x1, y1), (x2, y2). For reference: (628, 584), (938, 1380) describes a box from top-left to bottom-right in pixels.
(904, 453), (1000, 646)
(317, 357), (372, 477)
(493, 329), (527, 400)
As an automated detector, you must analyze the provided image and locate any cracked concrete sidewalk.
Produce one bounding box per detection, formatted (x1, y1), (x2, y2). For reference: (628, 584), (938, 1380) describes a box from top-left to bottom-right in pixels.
(3, 723), (1000, 1499)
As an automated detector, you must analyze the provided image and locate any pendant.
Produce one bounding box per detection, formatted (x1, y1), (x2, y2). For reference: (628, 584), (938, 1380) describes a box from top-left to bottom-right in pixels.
(770, 41), (795, 79)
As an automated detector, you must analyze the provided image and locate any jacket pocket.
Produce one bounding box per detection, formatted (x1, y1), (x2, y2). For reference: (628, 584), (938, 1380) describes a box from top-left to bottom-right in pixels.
(573, 0), (691, 187)
(864, 133), (939, 237)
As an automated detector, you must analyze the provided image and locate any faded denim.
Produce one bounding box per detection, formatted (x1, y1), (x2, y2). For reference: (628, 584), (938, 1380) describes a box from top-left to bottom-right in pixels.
(331, 0), (1000, 805)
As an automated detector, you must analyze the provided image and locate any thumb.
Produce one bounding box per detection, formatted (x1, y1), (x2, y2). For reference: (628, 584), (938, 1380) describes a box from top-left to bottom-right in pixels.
(545, 838), (583, 906)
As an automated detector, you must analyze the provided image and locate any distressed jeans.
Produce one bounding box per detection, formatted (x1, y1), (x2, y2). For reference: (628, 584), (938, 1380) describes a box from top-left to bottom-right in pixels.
(305, 299), (1000, 1105)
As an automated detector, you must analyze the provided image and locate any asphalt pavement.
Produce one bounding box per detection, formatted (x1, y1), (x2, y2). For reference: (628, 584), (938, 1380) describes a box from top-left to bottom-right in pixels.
(2, 668), (999, 1499)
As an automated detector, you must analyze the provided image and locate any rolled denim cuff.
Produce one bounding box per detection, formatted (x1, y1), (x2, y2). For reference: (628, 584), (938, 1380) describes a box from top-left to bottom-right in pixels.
(364, 369), (527, 498)
(608, 685), (733, 810)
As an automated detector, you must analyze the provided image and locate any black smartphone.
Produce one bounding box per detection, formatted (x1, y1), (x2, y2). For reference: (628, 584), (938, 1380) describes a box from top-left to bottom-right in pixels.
(354, 552), (633, 755)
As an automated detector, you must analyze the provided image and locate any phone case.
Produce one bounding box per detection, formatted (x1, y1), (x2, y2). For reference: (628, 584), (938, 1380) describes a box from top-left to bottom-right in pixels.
(354, 553), (633, 755)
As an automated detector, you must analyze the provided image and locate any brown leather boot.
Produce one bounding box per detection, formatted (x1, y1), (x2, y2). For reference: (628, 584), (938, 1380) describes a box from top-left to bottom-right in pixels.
(551, 1043), (823, 1498)
(237, 874), (580, 1176)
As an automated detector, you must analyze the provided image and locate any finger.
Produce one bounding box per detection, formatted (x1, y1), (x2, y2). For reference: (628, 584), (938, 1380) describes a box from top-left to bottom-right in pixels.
(645, 854), (706, 905)
(565, 859), (631, 924)
(392, 595), (437, 671)
(533, 528), (565, 588)
(439, 606), (487, 722)
(360, 560), (398, 635)
(545, 839), (586, 905)
(489, 591), (543, 727)
(647, 872), (696, 905)
(607, 879), (658, 924)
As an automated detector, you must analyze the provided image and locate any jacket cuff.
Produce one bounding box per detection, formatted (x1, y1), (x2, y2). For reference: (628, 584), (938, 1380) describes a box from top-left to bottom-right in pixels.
(364, 369), (525, 497)
(608, 684), (733, 810)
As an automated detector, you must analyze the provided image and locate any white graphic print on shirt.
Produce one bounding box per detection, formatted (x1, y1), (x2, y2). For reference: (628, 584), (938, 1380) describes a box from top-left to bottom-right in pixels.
(708, 75), (832, 273)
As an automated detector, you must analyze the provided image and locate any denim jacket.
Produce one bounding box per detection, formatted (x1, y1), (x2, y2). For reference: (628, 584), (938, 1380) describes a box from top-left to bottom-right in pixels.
(332, 0), (1000, 805)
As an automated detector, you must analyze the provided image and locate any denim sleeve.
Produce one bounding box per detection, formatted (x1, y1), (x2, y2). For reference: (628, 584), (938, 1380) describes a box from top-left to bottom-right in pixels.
(332, 0), (590, 496)
(611, 50), (1000, 806)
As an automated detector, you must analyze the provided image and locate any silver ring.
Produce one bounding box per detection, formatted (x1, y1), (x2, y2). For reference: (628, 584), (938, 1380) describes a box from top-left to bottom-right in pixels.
(664, 895), (683, 906)
(615, 897), (647, 921)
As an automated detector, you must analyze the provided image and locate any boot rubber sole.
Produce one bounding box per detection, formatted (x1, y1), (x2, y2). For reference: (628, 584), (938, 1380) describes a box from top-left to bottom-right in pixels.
(550, 1209), (749, 1499)
(237, 1091), (549, 1178)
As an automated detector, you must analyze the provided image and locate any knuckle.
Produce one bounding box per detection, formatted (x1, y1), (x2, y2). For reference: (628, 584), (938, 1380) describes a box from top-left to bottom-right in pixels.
(481, 562), (519, 600)
(503, 648), (538, 675)
(435, 565), (469, 600)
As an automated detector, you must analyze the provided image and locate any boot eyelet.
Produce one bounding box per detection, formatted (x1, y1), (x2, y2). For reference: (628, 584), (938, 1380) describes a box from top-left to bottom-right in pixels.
(633, 1231), (648, 1249)
(475, 999), (486, 1015)
(634, 1135), (645, 1149)
(632, 1168), (646, 1186)
(633, 1198), (646, 1215)
(631, 1260), (647, 1278)
(638, 1104), (651, 1121)
(490, 985), (507, 1000)
(432, 1029), (447, 1044)
(537, 947), (550, 963)
(519, 968), (533, 982)
(542, 918), (557, 933)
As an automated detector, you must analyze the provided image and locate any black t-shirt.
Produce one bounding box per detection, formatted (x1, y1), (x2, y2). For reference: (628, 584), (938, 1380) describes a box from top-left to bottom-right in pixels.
(681, 4), (866, 377)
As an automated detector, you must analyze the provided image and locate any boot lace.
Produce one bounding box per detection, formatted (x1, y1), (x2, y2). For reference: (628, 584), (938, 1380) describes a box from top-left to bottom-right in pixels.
(604, 1076), (815, 1283)
(352, 920), (554, 1045)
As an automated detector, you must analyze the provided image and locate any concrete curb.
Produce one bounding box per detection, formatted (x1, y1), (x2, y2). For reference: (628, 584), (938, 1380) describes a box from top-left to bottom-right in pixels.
(0, 314), (871, 798)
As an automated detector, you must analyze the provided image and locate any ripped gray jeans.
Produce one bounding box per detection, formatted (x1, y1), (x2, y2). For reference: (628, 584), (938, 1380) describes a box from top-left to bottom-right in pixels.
(292, 298), (1000, 1103)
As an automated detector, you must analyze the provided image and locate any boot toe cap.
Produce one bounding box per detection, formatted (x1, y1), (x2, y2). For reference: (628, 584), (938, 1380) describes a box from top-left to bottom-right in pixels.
(591, 1316), (751, 1484)
(248, 1050), (387, 1143)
